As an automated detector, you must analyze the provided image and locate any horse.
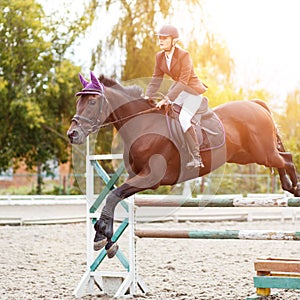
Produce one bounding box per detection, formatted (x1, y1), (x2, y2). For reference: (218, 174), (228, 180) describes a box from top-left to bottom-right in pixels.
(67, 71), (300, 258)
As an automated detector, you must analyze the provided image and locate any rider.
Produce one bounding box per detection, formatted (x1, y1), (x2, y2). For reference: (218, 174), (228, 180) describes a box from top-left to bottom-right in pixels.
(145, 24), (208, 169)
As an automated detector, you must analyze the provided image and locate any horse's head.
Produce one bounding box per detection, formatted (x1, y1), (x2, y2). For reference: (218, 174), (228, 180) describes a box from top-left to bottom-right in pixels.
(67, 71), (109, 144)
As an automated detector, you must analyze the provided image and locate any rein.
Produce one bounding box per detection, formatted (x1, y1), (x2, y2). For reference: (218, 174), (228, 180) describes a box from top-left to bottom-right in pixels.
(100, 93), (166, 128)
(99, 107), (158, 128)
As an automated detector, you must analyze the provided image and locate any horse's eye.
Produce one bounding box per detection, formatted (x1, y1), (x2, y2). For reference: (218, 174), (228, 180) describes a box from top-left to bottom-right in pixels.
(89, 99), (96, 105)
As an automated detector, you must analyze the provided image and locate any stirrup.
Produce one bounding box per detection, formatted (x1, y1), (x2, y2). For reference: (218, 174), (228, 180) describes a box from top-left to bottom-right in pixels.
(186, 158), (204, 169)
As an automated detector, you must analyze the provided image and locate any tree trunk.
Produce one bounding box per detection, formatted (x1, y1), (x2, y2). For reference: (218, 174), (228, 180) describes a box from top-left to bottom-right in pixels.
(36, 163), (43, 194)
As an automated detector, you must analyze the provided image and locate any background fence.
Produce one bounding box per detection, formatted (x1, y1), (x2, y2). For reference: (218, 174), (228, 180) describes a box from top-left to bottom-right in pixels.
(0, 172), (281, 196)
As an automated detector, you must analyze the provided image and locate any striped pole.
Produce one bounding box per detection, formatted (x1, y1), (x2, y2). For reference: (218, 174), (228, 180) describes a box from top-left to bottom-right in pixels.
(134, 196), (300, 207)
(135, 229), (300, 240)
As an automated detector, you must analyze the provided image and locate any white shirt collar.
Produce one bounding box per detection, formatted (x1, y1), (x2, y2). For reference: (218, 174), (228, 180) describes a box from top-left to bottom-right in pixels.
(165, 47), (175, 70)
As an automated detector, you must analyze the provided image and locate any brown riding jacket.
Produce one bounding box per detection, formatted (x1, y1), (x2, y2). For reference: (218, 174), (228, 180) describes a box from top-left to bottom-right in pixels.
(146, 46), (207, 101)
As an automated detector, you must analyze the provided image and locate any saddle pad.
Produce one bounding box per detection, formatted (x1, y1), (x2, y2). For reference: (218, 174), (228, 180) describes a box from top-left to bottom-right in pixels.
(167, 104), (225, 152)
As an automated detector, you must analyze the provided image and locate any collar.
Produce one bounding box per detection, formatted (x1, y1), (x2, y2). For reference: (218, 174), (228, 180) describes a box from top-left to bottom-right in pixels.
(164, 46), (175, 60)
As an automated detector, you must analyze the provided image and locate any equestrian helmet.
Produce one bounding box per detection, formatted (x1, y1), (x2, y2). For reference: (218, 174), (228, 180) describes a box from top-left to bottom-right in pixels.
(156, 24), (179, 39)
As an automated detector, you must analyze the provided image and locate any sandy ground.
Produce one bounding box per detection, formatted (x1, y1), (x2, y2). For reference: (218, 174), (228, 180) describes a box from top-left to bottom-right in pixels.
(1, 218), (300, 300)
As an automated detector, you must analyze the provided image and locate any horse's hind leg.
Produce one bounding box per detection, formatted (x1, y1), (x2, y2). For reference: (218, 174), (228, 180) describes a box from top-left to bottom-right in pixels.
(278, 167), (293, 194)
(275, 133), (300, 196)
(278, 152), (300, 197)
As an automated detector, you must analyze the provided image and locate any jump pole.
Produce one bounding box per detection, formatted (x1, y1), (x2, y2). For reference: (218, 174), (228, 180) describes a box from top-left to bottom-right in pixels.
(130, 194), (300, 299)
(134, 195), (300, 207)
(135, 228), (300, 240)
(133, 194), (300, 240)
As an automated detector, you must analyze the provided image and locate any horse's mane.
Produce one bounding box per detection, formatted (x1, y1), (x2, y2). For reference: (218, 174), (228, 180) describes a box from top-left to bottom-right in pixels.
(99, 75), (143, 99)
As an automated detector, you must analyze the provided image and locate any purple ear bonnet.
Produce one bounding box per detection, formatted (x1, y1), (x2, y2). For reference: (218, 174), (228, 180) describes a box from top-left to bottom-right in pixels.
(76, 71), (104, 96)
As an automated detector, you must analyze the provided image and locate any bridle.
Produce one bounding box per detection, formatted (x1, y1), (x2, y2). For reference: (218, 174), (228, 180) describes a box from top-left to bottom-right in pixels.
(71, 114), (101, 135)
(71, 93), (158, 134)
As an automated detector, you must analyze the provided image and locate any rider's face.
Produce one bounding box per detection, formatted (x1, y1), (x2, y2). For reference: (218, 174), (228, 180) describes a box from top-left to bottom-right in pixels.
(158, 36), (173, 51)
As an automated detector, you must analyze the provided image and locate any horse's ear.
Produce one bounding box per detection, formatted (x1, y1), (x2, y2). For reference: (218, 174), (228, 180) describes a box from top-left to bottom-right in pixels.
(90, 71), (103, 92)
(78, 73), (89, 88)
(98, 74), (104, 83)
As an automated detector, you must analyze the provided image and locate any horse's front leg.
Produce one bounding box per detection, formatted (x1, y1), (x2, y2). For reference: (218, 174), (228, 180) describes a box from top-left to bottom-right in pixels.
(94, 156), (168, 257)
(93, 189), (123, 258)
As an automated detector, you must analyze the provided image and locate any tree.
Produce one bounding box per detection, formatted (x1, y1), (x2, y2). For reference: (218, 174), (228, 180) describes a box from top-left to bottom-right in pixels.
(84, 0), (176, 162)
(277, 88), (300, 172)
(89, 1), (265, 107)
(186, 33), (238, 107)
(0, 0), (94, 193)
(91, 0), (173, 80)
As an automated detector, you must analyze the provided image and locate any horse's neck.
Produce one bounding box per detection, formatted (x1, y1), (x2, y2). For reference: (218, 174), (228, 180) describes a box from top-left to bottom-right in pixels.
(110, 99), (157, 137)
(104, 86), (157, 133)
(110, 97), (149, 120)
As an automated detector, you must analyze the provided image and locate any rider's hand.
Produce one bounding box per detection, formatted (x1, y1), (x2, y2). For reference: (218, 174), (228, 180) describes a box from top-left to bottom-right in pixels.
(156, 96), (172, 109)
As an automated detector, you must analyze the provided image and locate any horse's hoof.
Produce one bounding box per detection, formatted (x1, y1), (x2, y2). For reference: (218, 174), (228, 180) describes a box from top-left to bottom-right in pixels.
(293, 183), (300, 197)
(93, 237), (107, 251)
(294, 189), (300, 197)
(106, 243), (119, 258)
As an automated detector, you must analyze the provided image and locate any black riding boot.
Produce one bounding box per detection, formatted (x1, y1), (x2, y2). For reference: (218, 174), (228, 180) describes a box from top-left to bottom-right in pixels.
(184, 126), (204, 169)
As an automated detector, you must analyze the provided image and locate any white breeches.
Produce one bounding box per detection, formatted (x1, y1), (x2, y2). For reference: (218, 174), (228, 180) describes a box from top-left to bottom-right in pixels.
(174, 91), (203, 133)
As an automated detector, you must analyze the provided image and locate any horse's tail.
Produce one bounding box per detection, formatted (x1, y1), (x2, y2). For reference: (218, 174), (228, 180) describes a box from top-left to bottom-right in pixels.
(250, 99), (286, 152)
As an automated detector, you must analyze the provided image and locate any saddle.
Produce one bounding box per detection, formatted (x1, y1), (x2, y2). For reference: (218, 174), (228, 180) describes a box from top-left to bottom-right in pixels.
(166, 98), (225, 152)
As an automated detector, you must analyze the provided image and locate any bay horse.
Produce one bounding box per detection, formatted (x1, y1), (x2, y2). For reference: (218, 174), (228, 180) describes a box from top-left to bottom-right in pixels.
(67, 71), (300, 258)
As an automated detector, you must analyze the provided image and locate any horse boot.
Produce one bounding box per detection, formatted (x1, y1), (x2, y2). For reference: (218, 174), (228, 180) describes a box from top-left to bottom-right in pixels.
(184, 126), (204, 169)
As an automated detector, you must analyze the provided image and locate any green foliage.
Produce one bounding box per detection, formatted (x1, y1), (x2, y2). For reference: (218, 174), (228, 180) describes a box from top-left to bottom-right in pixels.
(92, 0), (172, 80)
(87, 0), (175, 158)
(277, 88), (300, 172)
(0, 0), (93, 193)
(138, 185), (175, 195)
(187, 32), (273, 107)
(189, 33), (234, 83)
(90, 1), (271, 106)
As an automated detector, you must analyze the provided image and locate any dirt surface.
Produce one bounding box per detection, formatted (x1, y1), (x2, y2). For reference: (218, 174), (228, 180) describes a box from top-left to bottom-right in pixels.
(1, 219), (300, 300)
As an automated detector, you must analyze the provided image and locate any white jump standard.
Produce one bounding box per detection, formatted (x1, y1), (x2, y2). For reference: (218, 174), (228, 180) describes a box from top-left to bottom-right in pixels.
(73, 149), (147, 298)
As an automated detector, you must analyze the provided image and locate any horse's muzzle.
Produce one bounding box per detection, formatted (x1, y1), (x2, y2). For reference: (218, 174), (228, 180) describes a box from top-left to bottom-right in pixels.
(67, 128), (82, 144)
